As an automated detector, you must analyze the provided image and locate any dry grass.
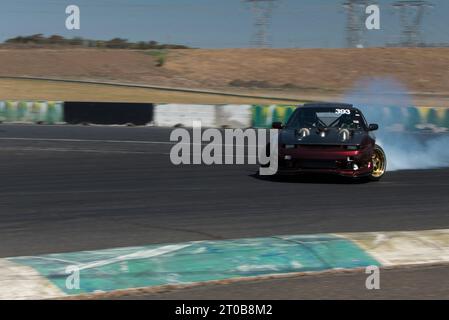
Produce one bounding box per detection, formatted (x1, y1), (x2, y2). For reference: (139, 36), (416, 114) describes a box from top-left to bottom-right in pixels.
(166, 48), (449, 93)
(0, 48), (448, 106)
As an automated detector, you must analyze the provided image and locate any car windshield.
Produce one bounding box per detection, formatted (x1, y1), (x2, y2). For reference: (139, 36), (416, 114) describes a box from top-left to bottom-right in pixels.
(285, 107), (366, 130)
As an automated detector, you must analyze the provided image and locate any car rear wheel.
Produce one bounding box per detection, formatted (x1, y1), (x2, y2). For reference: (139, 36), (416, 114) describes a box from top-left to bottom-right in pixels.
(369, 144), (387, 181)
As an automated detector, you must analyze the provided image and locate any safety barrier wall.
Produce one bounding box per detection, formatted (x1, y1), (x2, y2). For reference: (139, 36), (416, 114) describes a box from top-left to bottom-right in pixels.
(0, 101), (154, 126)
(0, 101), (448, 131)
(64, 102), (154, 125)
(0, 101), (64, 124)
(154, 104), (252, 128)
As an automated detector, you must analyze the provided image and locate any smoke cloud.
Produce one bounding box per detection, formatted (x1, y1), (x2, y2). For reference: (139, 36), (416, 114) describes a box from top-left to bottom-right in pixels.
(343, 77), (449, 171)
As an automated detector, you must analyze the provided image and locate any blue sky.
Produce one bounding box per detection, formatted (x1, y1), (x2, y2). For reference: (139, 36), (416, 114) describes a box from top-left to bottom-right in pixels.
(0, 0), (448, 48)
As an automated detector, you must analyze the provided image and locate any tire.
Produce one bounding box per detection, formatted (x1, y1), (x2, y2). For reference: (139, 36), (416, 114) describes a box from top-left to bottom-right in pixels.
(369, 144), (387, 181)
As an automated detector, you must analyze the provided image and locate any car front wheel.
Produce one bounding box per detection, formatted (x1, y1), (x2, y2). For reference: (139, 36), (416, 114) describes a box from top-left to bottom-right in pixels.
(369, 144), (387, 181)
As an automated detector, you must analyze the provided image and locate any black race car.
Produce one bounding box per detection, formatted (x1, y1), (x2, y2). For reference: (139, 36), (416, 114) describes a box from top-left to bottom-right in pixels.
(270, 103), (387, 181)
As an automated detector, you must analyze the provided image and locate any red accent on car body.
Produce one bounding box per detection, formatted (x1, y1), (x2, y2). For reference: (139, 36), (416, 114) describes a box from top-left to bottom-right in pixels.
(278, 144), (374, 177)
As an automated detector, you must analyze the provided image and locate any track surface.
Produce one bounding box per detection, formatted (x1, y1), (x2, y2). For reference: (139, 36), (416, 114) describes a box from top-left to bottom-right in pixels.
(1, 124), (448, 299)
(1, 124), (449, 257)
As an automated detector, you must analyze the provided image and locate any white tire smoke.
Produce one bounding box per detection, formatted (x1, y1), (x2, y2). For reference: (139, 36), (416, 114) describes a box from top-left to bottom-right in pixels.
(344, 77), (449, 171)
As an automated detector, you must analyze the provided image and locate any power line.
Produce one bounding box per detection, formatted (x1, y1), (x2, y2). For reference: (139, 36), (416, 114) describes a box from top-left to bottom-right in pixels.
(243, 0), (278, 48)
(392, 0), (433, 47)
(342, 0), (369, 48)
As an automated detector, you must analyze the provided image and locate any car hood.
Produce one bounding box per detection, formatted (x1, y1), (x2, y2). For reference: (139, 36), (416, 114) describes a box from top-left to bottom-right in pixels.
(279, 128), (369, 146)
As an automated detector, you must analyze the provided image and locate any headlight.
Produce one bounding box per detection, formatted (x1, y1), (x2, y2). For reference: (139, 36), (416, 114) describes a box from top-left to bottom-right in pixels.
(297, 128), (310, 140)
(339, 129), (351, 142)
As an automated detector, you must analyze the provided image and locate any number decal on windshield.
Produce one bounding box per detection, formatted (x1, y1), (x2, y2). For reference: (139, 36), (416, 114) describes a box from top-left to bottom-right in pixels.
(335, 109), (351, 115)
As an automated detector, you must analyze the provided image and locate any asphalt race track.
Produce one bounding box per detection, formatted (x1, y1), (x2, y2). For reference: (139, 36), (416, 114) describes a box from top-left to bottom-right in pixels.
(1, 124), (449, 298)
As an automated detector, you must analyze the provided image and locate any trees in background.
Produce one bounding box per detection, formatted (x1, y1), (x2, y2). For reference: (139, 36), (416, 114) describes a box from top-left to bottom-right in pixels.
(3, 34), (189, 49)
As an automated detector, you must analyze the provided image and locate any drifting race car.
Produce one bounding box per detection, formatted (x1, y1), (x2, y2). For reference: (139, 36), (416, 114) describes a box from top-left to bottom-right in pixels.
(268, 103), (387, 181)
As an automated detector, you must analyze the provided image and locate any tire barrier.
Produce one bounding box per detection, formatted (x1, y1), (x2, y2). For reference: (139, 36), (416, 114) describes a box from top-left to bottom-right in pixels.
(251, 104), (297, 128)
(373, 106), (449, 132)
(406, 107), (421, 131)
(63, 102), (154, 125)
(444, 108), (449, 128)
(250, 104), (449, 132)
(0, 101), (64, 124)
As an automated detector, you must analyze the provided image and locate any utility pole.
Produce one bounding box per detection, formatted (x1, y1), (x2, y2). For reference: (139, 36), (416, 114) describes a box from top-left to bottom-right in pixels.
(392, 1), (433, 47)
(342, 0), (369, 48)
(243, 0), (278, 48)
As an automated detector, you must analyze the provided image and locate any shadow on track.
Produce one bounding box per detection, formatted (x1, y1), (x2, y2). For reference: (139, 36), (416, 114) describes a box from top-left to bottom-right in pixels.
(249, 172), (371, 184)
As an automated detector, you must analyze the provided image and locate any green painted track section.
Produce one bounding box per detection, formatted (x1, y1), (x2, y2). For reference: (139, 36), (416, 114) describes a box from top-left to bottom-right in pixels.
(9, 234), (379, 295)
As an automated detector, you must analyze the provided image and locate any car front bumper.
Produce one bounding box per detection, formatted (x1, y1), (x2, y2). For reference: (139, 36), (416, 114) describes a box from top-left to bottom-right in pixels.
(277, 145), (374, 178)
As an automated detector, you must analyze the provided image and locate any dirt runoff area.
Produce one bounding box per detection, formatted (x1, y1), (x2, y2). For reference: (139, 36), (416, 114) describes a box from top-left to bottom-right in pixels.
(0, 47), (448, 106)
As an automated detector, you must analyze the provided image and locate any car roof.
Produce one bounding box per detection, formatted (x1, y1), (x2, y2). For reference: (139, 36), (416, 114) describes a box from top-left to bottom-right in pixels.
(301, 102), (355, 109)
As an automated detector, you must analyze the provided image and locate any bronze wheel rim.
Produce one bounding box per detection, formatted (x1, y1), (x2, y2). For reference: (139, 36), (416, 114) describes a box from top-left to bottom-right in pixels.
(372, 149), (386, 178)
